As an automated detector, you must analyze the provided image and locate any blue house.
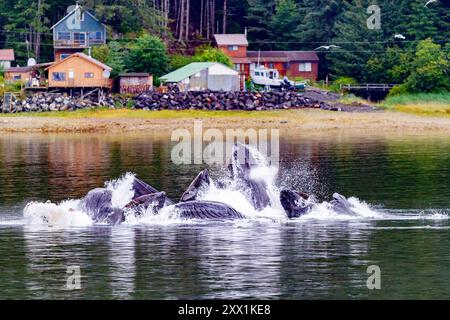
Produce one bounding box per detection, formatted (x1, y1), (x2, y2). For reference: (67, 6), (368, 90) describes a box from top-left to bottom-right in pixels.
(51, 3), (106, 62)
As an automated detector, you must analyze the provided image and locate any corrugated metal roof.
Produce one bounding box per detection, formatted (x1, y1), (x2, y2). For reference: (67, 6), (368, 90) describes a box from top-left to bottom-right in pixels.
(0, 49), (15, 61)
(214, 34), (249, 46)
(160, 62), (216, 83)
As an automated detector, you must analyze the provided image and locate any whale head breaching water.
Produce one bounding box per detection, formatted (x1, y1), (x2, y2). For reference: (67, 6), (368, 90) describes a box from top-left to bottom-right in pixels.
(179, 169), (211, 202)
(280, 189), (313, 218)
(228, 143), (272, 211)
(80, 188), (125, 225)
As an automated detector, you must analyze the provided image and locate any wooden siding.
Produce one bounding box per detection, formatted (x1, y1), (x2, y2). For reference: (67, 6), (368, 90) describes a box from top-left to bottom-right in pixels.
(48, 56), (111, 88)
(53, 8), (106, 49)
(287, 62), (319, 80)
(119, 75), (153, 94)
(4, 70), (33, 83)
(218, 45), (247, 58)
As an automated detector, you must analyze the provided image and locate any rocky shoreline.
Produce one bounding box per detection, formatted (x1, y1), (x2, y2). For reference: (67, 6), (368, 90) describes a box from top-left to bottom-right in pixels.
(0, 88), (378, 114)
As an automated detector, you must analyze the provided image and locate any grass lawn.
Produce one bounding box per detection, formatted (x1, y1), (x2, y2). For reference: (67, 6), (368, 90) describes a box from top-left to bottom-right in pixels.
(0, 107), (294, 119)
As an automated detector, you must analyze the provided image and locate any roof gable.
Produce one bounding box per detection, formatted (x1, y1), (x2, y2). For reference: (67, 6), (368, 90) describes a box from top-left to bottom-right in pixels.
(0, 49), (15, 61)
(214, 34), (249, 46)
(51, 5), (104, 31)
(46, 53), (112, 71)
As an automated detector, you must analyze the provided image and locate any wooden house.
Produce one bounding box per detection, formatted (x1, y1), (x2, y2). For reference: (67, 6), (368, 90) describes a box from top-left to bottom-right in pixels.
(247, 51), (319, 80)
(118, 73), (153, 94)
(0, 49), (15, 69)
(51, 4), (106, 62)
(46, 52), (112, 89)
(5, 62), (53, 87)
(214, 34), (251, 77)
(214, 34), (319, 81)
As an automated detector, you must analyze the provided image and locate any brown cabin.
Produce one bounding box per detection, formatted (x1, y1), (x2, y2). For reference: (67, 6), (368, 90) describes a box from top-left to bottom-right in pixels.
(5, 62), (53, 87)
(46, 52), (112, 89)
(214, 33), (319, 81)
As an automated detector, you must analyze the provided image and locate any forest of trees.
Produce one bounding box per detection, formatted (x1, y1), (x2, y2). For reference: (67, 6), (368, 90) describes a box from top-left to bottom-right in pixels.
(0, 0), (449, 89)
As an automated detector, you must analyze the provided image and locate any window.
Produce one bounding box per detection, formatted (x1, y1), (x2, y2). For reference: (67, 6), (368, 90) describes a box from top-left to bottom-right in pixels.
(84, 72), (94, 78)
(268, 63), (274, 68)
(60, 53), (71, 60)
(52, 72), (66, 81)
(299, 62), (312, 72)
(228, 45), (238, 51)
(13, 75), (22, 81)
(57, 32), (71, 41)
(255, 71), (260, 76)
(234, 64), (240, 71)
(89, 31), (103, 41)
(73, 32), (86, 45)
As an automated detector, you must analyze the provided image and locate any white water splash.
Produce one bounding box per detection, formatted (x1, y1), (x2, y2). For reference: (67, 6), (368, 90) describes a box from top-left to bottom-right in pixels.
(19, 146), (449, 227)
(106, 172), (135, 208)
(23, 200), (93, 227)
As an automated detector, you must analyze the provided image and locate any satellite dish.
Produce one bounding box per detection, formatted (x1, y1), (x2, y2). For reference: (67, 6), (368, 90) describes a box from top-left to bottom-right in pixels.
(103, 70), (111, 79)
(27, 58), (36, 67)
(67, 5), (76, 14)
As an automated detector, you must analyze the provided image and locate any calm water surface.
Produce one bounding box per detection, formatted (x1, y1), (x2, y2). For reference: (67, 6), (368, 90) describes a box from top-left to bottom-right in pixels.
(0, 132), (449, 299)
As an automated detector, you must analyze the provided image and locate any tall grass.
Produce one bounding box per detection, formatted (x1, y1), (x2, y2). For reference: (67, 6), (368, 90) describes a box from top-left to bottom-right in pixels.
(383, 92), (450, 106)
(382, 92), (450, 117)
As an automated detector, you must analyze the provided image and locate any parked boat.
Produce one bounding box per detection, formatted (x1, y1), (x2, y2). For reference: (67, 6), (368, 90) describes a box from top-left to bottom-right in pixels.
(250, 66), (306, 91)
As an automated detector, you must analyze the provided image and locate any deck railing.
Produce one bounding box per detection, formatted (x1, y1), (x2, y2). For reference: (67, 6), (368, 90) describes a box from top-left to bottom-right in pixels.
(54, 39), (105, 48)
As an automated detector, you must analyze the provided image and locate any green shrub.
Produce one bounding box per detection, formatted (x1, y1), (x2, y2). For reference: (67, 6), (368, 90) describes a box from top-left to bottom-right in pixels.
(170, 54), (194, 71)
(328, 76), (357, 92)
(193, 46), (233, 68)
(388, 84), (409, 97)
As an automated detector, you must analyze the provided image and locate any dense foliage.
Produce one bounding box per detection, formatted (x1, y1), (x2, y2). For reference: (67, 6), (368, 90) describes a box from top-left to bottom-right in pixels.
(0, 0), (448, 92)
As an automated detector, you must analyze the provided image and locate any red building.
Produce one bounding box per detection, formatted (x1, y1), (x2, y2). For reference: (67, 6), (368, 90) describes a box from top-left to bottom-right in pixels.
(214, 34), (319, 81)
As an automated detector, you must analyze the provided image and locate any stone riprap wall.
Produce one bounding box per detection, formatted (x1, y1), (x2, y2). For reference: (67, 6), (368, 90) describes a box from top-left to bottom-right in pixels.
(1, 90), (370, 113)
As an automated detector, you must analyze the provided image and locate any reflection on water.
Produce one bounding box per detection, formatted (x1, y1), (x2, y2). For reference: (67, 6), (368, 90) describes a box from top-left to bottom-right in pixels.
(0, 132), (450, 299)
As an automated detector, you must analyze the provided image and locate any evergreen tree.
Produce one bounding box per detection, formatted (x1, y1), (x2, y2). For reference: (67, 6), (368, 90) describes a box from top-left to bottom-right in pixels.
(328, 0), (384, 82)
(295, 0), (341, 49)
(245, 0), (275, 49)
(269, 0), (302, 50)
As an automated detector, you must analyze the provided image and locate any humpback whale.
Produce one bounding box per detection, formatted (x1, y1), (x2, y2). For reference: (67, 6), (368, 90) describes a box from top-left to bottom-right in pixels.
(279, 189), (357, 218)
(329, 193), (356, 215)
(229, 143), (271, 211)
(80, 188), (125, 225)
(179, 169), (211, 202)
(280, 189), (313, 218)
(28, 142), (369, 225)
(125, 191), (168, 213)
(173, 201), (245, 220)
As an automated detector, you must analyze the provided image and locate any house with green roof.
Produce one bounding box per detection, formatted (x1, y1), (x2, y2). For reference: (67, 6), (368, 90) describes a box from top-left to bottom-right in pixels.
(160, 62), (240, 91)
